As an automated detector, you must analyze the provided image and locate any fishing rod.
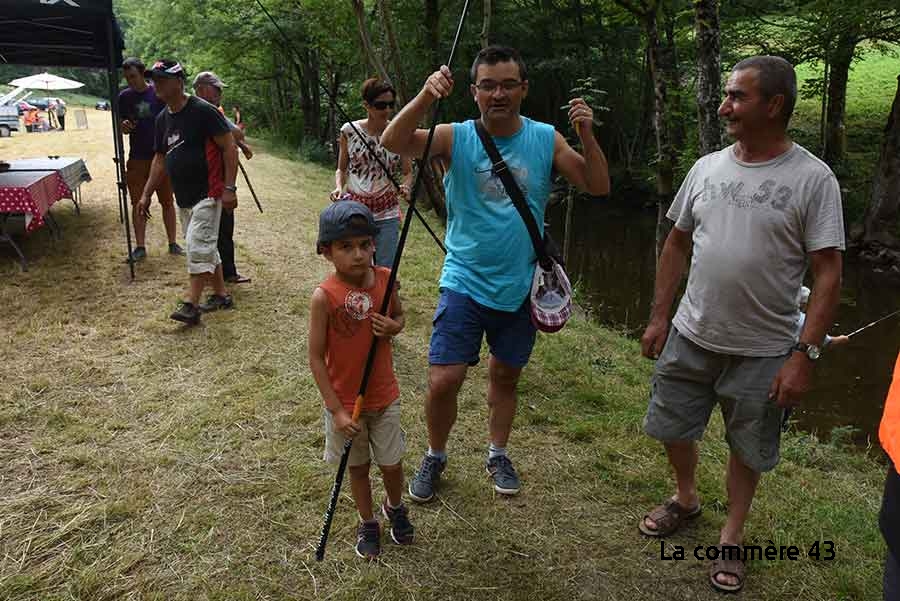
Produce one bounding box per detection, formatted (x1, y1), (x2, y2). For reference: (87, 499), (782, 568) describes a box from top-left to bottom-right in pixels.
(309, 0), (472, 561)
(238, 162), (264, 213)
(252, 0), (446, 256)
(782, 307), (900, 432)
(847, 308), (900, 339)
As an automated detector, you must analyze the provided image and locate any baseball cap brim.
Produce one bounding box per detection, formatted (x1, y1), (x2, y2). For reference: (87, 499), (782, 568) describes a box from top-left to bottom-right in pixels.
(316, 202), (378, 253)
(145, 69), (184, 79)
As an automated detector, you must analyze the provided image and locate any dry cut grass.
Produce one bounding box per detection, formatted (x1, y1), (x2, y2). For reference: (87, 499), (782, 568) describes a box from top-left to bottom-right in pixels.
(0, 110), (889, 600)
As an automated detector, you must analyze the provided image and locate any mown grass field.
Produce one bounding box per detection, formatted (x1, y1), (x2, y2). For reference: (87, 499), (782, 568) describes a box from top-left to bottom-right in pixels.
(0, 107), (890, 600)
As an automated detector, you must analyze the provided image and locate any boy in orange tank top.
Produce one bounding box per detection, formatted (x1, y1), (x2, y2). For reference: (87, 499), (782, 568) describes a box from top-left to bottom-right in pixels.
(308, 200), (414, 560)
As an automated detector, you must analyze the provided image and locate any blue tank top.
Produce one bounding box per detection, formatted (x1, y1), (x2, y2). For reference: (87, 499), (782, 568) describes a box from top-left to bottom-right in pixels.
(440, 117), (556, 311)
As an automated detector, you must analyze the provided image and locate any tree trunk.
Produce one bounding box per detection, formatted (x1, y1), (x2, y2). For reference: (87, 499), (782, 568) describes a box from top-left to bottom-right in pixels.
(646, 6), (681, 259)
(294, 49), (321, 141)
(308, 49), (321, 138)
(563, 185), (576, 265)
(863, 74), (900, 247)
(694, 0), (721, 156)
(352, 0), (390, 81)
(481, 0), (492, 48)
(376, 0), (409, 104)
(824, 34), (856, 167)
(325, 68), (340, 158)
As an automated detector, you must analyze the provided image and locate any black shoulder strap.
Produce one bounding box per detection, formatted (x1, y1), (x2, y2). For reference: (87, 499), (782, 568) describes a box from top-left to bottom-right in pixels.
(474, 119), (550, 267)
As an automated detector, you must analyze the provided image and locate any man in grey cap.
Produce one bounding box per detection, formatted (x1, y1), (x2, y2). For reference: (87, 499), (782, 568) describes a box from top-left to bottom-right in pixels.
(193, 70), (253, 285)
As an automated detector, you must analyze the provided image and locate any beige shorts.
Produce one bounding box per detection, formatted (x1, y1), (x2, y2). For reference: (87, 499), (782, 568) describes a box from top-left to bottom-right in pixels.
(323, 399), (405, 467)
(179, 198), (222, 275)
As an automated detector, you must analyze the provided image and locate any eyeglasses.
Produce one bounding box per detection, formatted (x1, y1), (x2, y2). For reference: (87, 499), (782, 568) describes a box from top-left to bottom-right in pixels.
(370, 100), (396, 110)
(474, 80), (525, 93)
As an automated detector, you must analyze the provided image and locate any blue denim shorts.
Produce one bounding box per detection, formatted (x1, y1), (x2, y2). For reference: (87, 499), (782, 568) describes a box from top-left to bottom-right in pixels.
(429, 288), (537, 369)
(374, 217), (400, 268)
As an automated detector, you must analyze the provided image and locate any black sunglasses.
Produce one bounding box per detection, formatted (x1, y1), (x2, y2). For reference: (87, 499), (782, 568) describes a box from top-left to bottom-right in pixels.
(370, 100), (396, 110)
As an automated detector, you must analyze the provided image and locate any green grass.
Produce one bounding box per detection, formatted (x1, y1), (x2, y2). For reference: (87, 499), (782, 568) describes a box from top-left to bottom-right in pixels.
(792, 44), (900, 224)
(0, 109), (890, 600)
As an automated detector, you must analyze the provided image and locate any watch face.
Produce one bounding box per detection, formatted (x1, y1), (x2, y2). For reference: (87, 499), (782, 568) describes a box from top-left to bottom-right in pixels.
(807, 346), (821, 360)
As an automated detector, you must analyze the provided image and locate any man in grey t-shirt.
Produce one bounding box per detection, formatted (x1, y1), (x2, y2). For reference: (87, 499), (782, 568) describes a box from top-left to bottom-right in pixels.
(637, 56), (844, 593)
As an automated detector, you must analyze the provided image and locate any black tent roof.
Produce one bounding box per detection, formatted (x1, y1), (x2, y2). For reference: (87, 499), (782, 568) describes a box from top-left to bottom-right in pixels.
(0, 0), (123, 69)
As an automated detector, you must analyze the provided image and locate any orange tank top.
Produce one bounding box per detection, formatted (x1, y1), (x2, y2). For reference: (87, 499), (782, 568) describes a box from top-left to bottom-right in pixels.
(318, 267), (400, 413)
(880, 352), (900, 466)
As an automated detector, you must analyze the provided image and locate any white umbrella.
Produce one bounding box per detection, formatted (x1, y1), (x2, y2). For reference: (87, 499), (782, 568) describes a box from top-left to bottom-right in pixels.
(8, 72), (84, 91)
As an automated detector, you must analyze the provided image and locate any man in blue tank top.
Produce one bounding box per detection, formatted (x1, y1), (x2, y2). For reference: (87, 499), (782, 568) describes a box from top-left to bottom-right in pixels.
(383, 46), (610, 501)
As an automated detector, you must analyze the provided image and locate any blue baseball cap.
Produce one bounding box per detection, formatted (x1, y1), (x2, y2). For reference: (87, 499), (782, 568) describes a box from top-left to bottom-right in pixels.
(316, 200), (377, 253)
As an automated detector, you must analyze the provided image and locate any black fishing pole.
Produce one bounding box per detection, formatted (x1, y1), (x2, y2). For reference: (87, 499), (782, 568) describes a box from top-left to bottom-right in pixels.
(311, 0), (472, 561)
(252, 0), (446, 256)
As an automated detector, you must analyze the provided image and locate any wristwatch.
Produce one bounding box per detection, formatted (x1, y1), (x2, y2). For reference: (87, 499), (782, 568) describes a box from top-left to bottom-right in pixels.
(792, 341), (821, 361)
(224, 184), (237, 192)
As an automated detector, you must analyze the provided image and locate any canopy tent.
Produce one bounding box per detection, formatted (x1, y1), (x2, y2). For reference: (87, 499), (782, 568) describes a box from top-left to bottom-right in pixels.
(0, 0), (135, 278)
(0, 0), (124, 68)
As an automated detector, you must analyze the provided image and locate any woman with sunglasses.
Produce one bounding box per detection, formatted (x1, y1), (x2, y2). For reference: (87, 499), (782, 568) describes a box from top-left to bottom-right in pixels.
(332, 78), (413, 268)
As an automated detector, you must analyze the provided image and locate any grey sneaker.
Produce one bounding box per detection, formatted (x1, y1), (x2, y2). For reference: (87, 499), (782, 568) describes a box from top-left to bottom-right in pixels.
(169, 301), (201, 325)
(382, 502), (414, 545)
(168, 242), (185, 255)
(408, 454), (446, 503)
(128, 246), (147, 262)
(199, 294), (234, 313)
(486, 455), (520, 495)
(355, 520), (381, 560)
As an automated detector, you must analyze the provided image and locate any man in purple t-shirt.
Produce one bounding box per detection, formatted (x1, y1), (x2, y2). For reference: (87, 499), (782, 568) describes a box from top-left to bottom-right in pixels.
(118, 57), (181, 261)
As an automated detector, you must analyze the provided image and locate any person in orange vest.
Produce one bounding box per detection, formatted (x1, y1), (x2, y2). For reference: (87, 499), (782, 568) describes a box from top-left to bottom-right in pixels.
(24, 107), (38, 132)
(881, 351), (900, 600)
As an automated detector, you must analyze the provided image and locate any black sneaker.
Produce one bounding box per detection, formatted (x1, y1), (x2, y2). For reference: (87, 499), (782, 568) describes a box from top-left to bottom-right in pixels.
(486, 455), (521, 495)
(408, 454), (446, 503)
(199, 294), (234, 313)
(169, 301), (201, 325)
(382, 502), (415, 545)
(168, 242), (185, 256)
(355, 520), (381, 560)
(128, 246), (147, 262)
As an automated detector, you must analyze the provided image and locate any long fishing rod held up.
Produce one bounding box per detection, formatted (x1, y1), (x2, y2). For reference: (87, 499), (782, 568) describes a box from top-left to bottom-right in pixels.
(312, 0), (473, 561)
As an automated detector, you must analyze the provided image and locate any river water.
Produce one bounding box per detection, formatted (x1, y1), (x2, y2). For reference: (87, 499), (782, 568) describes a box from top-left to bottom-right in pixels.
(547, 197), (900, 443)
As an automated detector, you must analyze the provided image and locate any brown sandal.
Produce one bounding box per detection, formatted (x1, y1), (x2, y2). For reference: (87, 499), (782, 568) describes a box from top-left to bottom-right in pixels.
(709, 545), (746, 593)
(638, 498), (701, 537)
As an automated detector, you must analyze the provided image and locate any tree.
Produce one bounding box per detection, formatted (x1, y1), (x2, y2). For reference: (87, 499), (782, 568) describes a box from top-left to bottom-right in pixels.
(481, 0), (492, 49)
(731, 0), (900, 166)
(862, 74), (900, 248)
(352, 0), (391, 83)
(694, 0), (721, 155)
(613, 0), (686, 258)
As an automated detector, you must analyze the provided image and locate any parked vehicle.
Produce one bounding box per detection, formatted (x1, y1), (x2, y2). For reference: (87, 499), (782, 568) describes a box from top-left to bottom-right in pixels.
(29, 97), (66, 111)
(0, 106), (20, 137)
(95, 100), (110, 110)
(15, 100), (36, 115)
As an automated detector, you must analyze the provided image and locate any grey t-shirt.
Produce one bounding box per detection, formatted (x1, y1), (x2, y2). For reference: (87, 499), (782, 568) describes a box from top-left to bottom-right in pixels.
(669, 143), (845, 357)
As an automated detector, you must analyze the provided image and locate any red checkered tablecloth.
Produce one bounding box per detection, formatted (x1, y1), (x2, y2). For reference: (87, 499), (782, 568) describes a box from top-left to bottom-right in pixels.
(0, 171), (71, 232)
